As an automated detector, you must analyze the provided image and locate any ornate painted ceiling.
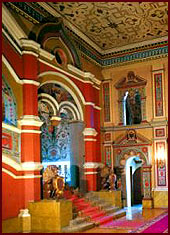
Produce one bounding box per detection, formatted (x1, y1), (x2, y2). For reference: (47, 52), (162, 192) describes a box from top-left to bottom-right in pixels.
(46, 2), (168, 51)
(3, 1), (168, 64)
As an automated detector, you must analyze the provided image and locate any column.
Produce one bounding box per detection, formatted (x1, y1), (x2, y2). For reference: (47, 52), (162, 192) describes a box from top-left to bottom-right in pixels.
(83, 127), (99, 191)
(83, 81), (102, 191)
(18, 40), (43, 208)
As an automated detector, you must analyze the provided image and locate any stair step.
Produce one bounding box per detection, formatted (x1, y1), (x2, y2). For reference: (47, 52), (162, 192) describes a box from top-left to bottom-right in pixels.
(104, 206), (119, 214)
(89, 211), (106, 219)
(69, 216), (88, 226)
(112, 209), (126, 219)
(82, 206), (99, 214)
(74, 198), (86, 203)
(62, 221), (95, 233)
(94, 209), (126, 225)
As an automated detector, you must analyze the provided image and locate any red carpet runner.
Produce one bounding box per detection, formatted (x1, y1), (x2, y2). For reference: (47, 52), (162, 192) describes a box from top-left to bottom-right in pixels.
(130, 212), (168, 233)
(65, 193), (117, 225)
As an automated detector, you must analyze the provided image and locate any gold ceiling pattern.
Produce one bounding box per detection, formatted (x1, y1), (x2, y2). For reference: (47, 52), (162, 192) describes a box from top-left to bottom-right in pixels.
(47, 2), (168, 50)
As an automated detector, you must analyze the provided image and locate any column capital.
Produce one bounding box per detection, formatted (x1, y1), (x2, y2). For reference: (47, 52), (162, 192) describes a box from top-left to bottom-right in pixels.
(18, 115), (43, 127)
(83, 162), (104, 169)
(83, 128), (98, 136)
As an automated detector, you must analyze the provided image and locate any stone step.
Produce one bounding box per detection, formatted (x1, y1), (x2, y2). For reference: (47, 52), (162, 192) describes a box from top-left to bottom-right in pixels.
(93, 201), (111, 209)
(112, 209), (126, 219)
(94, 209), (126, 225)
(104, 206), (119, 214)
(81, 206), (100, 214)
(69, 216), (88, 226)
(62, 221), (95, 233)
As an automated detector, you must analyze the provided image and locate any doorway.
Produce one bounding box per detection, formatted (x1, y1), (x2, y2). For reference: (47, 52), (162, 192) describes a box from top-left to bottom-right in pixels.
(126, 156), (142, 207)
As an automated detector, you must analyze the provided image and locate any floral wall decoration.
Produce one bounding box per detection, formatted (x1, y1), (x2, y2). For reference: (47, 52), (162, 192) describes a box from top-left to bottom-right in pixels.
(38, 100), (71, 162)
(2, 75), (17, 126)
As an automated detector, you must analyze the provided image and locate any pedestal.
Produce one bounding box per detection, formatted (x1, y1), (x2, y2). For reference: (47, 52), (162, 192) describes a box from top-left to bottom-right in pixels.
(142, 198), (153, 208)
(18, 209), (31, 233)
(92, 191), (122, 208)
(28, 200), (72, 233)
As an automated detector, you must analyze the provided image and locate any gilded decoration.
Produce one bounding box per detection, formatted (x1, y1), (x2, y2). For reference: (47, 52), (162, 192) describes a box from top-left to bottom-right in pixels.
(47, 2), (168, 50)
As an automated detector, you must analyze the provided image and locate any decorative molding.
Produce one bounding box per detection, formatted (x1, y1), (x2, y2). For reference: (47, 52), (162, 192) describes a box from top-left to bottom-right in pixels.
(2, 55), (22, 84)
(67, 64), (101, 86)
(101, 122), (153, 132)
(2, 28), (22, 55)
(84, 138), (97, 142)
(18, 115), (43, 127)
(2, 155), (43, 171)
(84, 172), (98, 175)
(39, 48), (55, 60)
(38, 93), (59, 111)
(2, 168), (42, 179)
(2, 4), (27, 44)
(152, 188), (168, 191)
(83, 128), (98, 136)
(20, 39), (40, 51)
(85, 102), (95, 106)
(83, 162), (104, 169)
(21, 130), (42, 134)
(22, 80), (40, 86)
(21, 51), (39, 57)
(21, 162), (43, 171)
(2, 123), (21, 133)
(94, 106), (101, 110)
(103, 82), (111, 122)
(59, 101), (80, 120)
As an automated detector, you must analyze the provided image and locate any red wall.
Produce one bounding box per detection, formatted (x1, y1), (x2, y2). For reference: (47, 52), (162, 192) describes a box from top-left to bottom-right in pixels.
(2, 173), (25, 220)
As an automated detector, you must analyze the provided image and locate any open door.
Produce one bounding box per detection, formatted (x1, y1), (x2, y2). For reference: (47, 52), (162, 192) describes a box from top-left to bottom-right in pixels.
(133, 167), (142, 205)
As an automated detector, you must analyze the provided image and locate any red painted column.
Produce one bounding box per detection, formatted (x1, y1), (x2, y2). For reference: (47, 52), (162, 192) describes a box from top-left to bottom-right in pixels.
(83, 84), (102, 191)
(19, 50), (43, 208)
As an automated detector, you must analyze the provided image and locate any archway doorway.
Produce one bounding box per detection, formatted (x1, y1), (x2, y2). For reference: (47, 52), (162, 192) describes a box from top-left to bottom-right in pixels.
(126, 156), (143, 207)
(38, 82), (85, 198)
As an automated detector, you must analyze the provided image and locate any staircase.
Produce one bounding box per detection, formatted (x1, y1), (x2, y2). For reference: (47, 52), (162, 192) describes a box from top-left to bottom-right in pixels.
(62, 191), (126, 233)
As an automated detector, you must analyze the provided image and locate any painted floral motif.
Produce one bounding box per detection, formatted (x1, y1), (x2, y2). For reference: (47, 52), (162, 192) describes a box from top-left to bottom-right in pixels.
(2, 75), (17, 126)
(38, 100), (71, 162)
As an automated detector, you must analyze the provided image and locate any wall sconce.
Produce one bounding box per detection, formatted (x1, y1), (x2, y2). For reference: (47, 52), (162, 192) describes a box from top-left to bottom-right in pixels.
(157, 144), (165, 168)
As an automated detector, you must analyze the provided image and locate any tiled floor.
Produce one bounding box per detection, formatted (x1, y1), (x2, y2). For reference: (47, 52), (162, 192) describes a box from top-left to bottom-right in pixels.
(81, 205), (167, 233)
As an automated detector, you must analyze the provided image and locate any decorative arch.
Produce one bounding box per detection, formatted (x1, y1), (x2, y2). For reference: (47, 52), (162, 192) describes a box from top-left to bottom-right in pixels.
(117, 147), (149, 167)
(38, 72), (85, 121)
(59, 101), (80, 120)
(2, 75), (17, 126)
(30, 20), (81, 69)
